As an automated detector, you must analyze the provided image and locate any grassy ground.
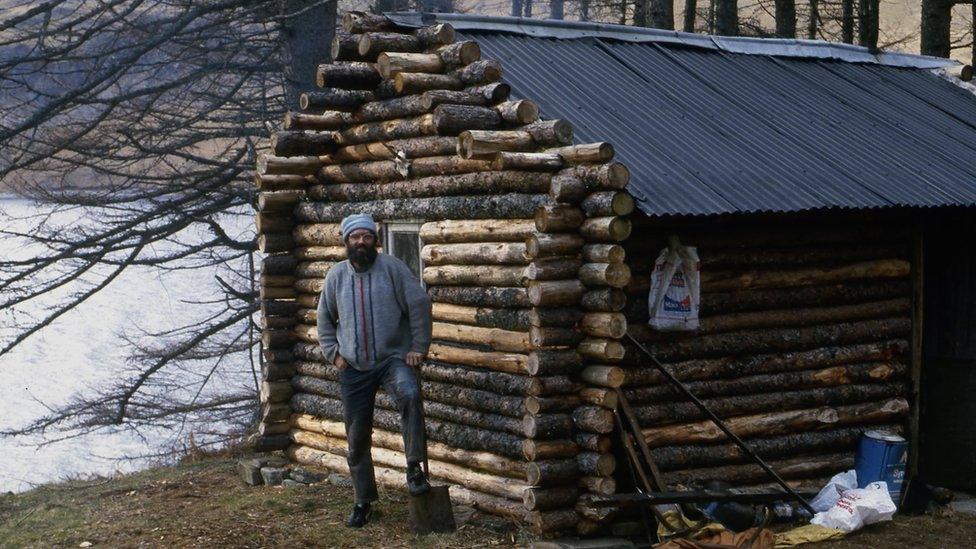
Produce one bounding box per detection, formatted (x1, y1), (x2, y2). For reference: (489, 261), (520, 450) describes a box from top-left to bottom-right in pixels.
(2, 456), (974, 548)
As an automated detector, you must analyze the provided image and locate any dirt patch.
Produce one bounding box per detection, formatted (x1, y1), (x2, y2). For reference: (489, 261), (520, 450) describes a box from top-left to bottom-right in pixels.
(809, 510), (976, 548)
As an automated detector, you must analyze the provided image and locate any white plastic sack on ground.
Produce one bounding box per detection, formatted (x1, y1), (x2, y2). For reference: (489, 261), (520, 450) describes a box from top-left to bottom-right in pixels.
(810, 469), (858, 513)
(648, 237), (700, 331)
(810, 481), (897, 533)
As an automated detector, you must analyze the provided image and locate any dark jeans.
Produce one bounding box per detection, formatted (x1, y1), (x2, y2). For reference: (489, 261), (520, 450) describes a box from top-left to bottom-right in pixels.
(339, 357), (425, 504)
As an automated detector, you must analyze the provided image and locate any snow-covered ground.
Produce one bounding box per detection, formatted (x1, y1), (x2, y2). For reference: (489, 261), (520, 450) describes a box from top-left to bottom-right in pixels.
(0, 195), (254, 493)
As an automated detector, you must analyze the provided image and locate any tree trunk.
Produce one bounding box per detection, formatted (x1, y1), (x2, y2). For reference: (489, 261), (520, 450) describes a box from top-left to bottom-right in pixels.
(427, 286), (531, 308)
(920, 0), (953, 57)
(841, 0), (854, 42)
(684, 0), (698, 31)
(280, 0), (336, 107)
(432, 303), (531, 331)
(648, 0), (675, 28)
(714, 0), (738, 35)
(775, 0), (797, 37)
(420, 219), (537, 244)
(807, 0), (818, 39)
(858, 0), (880, 50)
(550, 0), (565, 19)
(295, 194), (548, 223)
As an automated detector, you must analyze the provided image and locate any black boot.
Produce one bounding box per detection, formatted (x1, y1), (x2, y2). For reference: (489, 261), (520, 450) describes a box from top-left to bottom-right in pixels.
(346, 502), (372, 528)
(406, 461), (431, 496)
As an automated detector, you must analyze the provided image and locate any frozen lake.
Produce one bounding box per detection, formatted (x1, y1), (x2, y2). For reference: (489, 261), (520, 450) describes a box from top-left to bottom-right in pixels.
(0, 195), (255, 493)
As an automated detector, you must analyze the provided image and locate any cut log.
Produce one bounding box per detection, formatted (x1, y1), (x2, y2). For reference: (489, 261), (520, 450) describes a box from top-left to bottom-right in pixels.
(293, 278), (323, 294)
(352, 95), (434, 123)
(549, 174), (588, 203)
(522, 413), (574, 439)
(328, 135), (455, 163)
(432, 104), (502, 135)
(525, 233), (585, 259)
(262, 361), (295, 381)
(260, 286), (296, 300)
(580, 217), (632, 242)
(257, 155), (321, 176)
(457, 130), (534, 159)
(526, 509), (580, 535)
(582, 244), (626, 264)
(258, 190), (304, 213)
(522, 120), (574, 146)
(525, 459), (580, 486)
(524, 486), (580, 511)
(423, 265), (525, 286)
(641, 398), (910, 447)
(701, 260), (911, 293)
(254, 174), (312, 192)
(577, 452), (616, 477)
(695, 279), (912, 316)
(295, 194), (548, 223)
(572, 406), (615, 434)
(524, 258), (582, 281)
(527, 349), (583, 376)
(315, 170), (550, 202)
(256, 213), (293, 234)
(529, 375), (583, 397)
(261, 274), (296, 288)
(495, 100), (539, 124)
(436, 40), (481, 67)
(579, 263), (631, 288)
(283, 111), (351, 131)
(377, 52), (444, 79)
(562, 162), (630, 190)
(525, 394), (581, 414)
(529, 326), (583, 348)
(664, 453), (854, 486)
(580, 476), (617, 495)
(581, 191), (635, 217)
(358, 32), (423, 59)
(294, 261), (336, 278)
(580, 313), (627, 339)
(431, 303), (530, 331)
(626, 317), (911, 363)
(528, 307), (584, 328)
(623, 340), (908, 386)
(626, 361), (906, 403)
(422, 242), (528, 266)
(427, 343), (529, 375)
(492, 152), (564, 171)
(652, 425), (900, 471)
(315, 62), (380, 89)
(427, 286), (531, 308)
(432, 322), (531, 353)
(422, 360), (537, 396)
(578, 338), (626, 362)
(341, 11), (394, 33)
(261, 298), (299, 317)
(339, 113), (437, 144)
(261, 255), (297, 277)
(575, 433), (614, 453)
(261, 402), (291, 423)
(420, 219), (537, 244)
(581, 288), (628, 312)
(300, 89), (373, 112)
(294, 246), (346, 261)
(535, 205), (585, 233)
(579, 388), (618, 409)
(454, 60), (503, 85)
(634, 382), (906, 426)
(580, 366), (626, 388)
(550, 142), (614, 164)
(522, 439), (579, 460)
(260, 381), (294, 404)
(527, 280), (585, 307)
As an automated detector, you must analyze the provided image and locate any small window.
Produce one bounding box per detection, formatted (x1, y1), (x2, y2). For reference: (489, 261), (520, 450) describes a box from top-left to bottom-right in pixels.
(383, 222), (423, 279)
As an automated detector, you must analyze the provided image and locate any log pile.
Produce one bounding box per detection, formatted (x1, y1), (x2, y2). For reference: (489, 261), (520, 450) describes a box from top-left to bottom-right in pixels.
(620, 219), (914, 490)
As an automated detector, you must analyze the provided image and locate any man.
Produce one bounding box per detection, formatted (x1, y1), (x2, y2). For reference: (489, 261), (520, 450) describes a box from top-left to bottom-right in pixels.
(316, 213), (433, 528)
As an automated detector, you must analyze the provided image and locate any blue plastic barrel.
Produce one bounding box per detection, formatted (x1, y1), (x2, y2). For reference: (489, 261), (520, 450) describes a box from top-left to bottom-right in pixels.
(855, 430), (908, 505)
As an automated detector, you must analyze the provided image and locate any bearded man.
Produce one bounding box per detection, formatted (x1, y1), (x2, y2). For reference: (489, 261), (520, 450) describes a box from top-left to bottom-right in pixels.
(316, 213), (433, 528)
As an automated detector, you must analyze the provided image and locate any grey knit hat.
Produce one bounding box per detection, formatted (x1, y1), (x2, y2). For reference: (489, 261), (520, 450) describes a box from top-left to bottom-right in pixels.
(340, 213), (377, 241)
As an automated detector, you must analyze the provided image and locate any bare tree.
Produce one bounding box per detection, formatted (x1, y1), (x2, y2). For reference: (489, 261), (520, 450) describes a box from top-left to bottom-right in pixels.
(775, 0), (797, 37)
(715, 0), (738, 35)
(647, 0), (675, 28)
(0, 0), (335, 453)
(858, 0), (879, 49)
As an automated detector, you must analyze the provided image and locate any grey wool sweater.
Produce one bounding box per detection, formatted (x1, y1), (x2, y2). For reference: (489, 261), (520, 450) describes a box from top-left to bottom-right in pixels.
(316, 253), (432, 371)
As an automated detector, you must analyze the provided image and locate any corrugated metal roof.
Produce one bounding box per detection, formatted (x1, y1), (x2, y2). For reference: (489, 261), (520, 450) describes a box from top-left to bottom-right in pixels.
(400, 15), (976, 216)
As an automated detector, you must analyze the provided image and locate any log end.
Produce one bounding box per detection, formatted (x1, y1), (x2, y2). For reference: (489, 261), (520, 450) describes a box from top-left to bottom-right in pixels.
(299, 93), (310, 111)
(459, 41), (481, 65)
(376, 52), (392, 79)
(357, 34), (372, 57)
(608, 162), (630, 188)
(515, 100), (540, 124)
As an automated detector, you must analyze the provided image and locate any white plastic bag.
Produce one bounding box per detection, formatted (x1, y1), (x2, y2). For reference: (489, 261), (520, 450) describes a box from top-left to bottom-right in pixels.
(648, 238), (700, 331)
(810, 469), (858, 513)
(810, 481), (897, 533)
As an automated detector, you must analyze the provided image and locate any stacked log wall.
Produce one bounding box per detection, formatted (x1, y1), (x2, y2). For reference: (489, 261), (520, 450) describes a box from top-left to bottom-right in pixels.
(252, 12), (629, 534)
(619, 216), (914, 490)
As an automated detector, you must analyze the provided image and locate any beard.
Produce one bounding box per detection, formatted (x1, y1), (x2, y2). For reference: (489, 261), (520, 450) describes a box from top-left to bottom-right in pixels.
(347, 242), (378, 268)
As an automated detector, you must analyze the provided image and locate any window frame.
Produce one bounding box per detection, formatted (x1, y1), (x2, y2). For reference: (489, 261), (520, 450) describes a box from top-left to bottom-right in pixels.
(382, 221), (425, 282)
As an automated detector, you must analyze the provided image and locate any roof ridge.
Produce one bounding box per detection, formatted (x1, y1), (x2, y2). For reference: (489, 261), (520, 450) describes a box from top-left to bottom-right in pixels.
(385, 12), (958, 70)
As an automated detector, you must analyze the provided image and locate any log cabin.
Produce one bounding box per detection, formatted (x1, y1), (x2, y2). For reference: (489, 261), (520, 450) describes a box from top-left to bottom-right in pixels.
(254, 11), (976, 535)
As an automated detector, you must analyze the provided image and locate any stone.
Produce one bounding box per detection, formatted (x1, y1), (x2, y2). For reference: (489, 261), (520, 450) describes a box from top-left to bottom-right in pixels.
(261, 467), (288, 486)
(238, 459), (263, 486)
(289, 468), (327, 484)
(328, 473), (354, 487)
